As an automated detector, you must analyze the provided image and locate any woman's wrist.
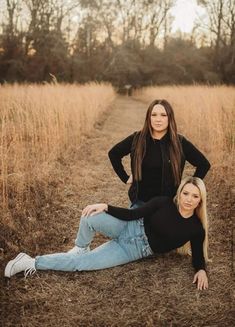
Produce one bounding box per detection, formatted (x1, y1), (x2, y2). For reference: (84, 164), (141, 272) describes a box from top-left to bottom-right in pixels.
(196, 269), (208, 278)
(126, 174), (133, 184)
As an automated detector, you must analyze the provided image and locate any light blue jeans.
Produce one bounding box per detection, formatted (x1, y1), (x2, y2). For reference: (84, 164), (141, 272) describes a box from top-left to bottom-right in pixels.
(35, 204), (153, 272)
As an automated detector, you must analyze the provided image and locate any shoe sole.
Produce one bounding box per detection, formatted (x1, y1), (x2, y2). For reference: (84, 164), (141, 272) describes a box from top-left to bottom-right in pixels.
(4, 252), (27, 278)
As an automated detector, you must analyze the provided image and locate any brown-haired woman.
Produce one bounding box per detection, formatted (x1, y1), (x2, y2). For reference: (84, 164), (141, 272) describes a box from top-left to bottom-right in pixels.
(108, 99), (210, 207)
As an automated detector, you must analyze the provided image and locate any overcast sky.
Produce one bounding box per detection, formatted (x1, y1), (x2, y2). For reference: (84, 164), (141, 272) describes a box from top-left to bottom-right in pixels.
(171, 0), (206, 33)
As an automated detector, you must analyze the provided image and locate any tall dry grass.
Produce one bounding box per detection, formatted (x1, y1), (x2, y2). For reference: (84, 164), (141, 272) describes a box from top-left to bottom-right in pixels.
(133, 85), (235, 186)
(0, 82), (115, 213)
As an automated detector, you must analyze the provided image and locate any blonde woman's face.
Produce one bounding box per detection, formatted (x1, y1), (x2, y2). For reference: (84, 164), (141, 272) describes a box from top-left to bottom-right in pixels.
(150, 105), (169, 136)
(179, 183), (201, 213)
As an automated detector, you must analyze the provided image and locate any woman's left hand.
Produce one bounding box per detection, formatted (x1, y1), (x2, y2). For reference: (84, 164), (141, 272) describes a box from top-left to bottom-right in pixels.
(82, 203), (108, 217)
(126, 174), (133, 184)
(193, 269), (208, 290)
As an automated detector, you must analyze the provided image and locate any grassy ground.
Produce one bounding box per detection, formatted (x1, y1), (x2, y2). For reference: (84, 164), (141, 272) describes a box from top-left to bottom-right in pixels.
(0, 96), (234, 327)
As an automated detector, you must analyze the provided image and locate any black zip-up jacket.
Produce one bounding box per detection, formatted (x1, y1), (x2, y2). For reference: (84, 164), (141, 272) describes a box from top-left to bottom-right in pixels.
(108, 132), (211, 202)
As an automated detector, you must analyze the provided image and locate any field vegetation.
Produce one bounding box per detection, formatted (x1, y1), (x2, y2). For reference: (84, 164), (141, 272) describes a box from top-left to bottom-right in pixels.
(0, 85), (234, 326)
(0, 82), (115, 220)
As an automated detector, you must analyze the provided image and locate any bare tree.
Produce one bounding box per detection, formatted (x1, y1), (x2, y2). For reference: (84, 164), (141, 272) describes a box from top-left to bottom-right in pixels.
(197, 1), (232, 58)
(5, 0), (22, 36)
(145, 0), (175, 47)
(223, 0), (235, 65)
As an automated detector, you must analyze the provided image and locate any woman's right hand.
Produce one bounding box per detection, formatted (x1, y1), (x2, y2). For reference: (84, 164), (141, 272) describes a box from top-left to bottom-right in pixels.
(126, 174), (133, 184)
(82, 203), (108, 217)
(193, 269), (208, 290)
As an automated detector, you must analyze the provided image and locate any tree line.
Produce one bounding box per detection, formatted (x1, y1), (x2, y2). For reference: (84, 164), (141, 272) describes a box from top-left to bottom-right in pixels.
(0, 0), (234, 86)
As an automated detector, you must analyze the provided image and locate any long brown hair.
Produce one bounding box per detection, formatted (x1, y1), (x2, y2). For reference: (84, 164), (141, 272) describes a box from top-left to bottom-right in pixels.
(133, 99), (182, 185)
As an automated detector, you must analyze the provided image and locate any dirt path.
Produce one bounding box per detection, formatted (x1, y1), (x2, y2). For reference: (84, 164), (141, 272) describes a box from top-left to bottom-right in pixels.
(1, 96), (234, 327)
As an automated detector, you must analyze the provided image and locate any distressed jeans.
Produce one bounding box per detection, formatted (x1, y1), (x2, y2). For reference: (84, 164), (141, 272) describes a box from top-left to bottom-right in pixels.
(35, 208), (153, 272)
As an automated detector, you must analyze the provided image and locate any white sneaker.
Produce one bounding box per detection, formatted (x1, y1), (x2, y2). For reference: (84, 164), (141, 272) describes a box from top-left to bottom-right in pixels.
(4, 252), (36, 278)
(67, 245), (90, 255)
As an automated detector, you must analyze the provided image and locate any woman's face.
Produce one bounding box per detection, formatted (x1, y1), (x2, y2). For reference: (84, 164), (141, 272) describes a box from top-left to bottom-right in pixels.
(179, 183), (201, 213)
(150, 104), (169, 136)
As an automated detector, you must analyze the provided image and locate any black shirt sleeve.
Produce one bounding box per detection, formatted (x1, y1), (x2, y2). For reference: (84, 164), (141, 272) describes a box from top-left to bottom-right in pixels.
(108, 132), (136, 183)
(107, 196), (170, 221)
(181, 136), (211, 179)
(190, 229), (206, 272)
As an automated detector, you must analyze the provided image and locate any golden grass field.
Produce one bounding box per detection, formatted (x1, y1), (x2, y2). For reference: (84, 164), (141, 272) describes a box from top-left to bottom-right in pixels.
(0, 83), (115, 213)
(0, 85), (234, 327)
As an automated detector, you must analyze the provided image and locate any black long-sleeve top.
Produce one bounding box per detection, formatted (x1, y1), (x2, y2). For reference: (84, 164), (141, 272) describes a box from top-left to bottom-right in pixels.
(107, 197), (206, 272)
(108, 132), (211, 201)
(138, 139), (163, 200)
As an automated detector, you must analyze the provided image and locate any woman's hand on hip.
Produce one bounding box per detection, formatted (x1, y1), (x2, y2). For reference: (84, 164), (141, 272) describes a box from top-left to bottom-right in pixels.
(193, 269), (208, 290)
(126, 174), (133, 184)
(82, 203), (108, 217)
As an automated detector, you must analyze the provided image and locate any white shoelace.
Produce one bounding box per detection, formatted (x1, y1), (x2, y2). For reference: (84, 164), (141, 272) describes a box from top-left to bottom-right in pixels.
(24, 267), (36, 278)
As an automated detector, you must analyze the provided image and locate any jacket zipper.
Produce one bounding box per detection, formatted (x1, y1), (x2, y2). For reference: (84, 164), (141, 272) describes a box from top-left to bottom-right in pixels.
(160, 142), (164, 194)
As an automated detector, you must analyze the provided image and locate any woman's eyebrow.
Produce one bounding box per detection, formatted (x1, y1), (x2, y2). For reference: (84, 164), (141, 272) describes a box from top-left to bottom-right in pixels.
(188, 192), (200, 196)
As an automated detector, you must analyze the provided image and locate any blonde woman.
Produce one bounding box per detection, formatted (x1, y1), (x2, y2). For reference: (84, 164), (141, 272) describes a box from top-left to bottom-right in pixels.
(5, 177), (209, 290)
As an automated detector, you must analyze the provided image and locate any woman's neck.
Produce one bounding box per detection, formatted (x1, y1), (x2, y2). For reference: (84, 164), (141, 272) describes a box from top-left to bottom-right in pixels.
(152, 130), (167, 140)
(178, 207), (194, 219)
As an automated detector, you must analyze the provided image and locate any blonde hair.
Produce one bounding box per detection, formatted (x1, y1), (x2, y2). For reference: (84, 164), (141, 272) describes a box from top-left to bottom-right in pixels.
(174, 176), (210, 262)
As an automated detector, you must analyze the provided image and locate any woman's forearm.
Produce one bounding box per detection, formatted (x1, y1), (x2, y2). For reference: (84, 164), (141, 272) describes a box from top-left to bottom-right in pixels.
(107, 197), (169, 221)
